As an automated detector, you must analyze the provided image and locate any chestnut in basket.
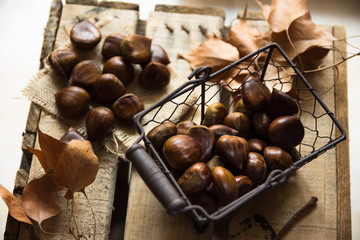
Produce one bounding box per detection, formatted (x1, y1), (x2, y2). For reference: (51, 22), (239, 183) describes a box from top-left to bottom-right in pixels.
(241, 77), (271, 111)
(223, 112), (251, 139)
(263, 146), (293, 170)
(234, 97), (252, 117)
(242, 152), (267, 186)
(163, 135), (202, 171)
(48, 49), (80, 78)
(139, 62), (170, 89)
(92, 73), (126, 104)
(206, 155), (227, 171)
(186, 125), (215, 162)
(176, 120), (197, 135)
(202, 102), (228, 127)
(69, 60), (102, 89)
(252, 110), (271, 140)
(70, 19), (101, 49)
(216, 135), (249, 170)
(112, 93), (144, 125)
(101, 33), (125, 60)
(55, 86), (90, 118)
(103, 56), (134, 86)
(212, 166), (238, 206)
(268, 115), (304, 149)
(267, 88), (298, 118)
(209, 124), (238, 140)
(120, 34), (152, 64)
(86, 107), (114, 142)
(177, 162), (211, 195)
(234, 175), (253, 197)
(248, 138), (267, 153)
(147, 122), (177, 152)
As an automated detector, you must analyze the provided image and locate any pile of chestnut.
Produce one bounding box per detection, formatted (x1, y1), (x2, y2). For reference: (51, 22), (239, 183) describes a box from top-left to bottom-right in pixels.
(147, 77), (304, 214)
(49, 19), (171, 142)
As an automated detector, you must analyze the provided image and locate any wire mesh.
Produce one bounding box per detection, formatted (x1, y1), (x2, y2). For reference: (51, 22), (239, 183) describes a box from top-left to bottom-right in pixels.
(132, 43), (346, 227)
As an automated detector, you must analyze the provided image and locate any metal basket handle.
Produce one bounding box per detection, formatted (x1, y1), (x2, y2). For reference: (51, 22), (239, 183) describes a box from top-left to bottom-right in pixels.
(126, 143), (187, 216)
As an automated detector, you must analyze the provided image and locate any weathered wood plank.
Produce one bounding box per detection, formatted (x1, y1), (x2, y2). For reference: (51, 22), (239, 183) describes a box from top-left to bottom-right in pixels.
(155, 4), (225, 19)
(333, 25), (352, 240)
(66, 0), (139, 10)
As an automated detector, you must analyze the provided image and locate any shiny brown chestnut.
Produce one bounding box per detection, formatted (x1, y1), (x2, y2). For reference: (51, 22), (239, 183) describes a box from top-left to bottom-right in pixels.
(176, 120), (196, 135)
(120, 34), (152, 64)
(60, 128), (85, 143)
(147, 122), (177, 152)
(223, 112), (251, 139)
(209, 124), (238, 140)
(69, 60), (102, 89)
(162, 135), (202, 170)
(234, 175), (253, 197)
(234, 97), (252, 117)
(48, 49), (80, 78)
(268, 115), (304, 149)
(248, 138), (267, 153)
(70, 19), (101, 49)
(206, 155), (226, 171)
(141, 44), (171, 67)
(103, 56), (134, 86)
(177, 162), (211, 195)
(186, 125), (215, 162)
(112, 93), (144, 125)
(86, 107), (114, 142)
(252, 110), (271, 139)
(267, 88), (298, 118)
(263, 146), (293, 170)
(211, 166), (238, 206)
(287, 147), (301, 163)
(101, 33), (125, 60)
(92, 73), (126, 104)
(55, 86), (90, 118)
(241, 77), (271, 111)
(216, 135), (249, 170)
(139, 62), (170, 89)
(202, 102), (228, 127)
(242, 152), (267, 185)
(187, 190), (219, 214)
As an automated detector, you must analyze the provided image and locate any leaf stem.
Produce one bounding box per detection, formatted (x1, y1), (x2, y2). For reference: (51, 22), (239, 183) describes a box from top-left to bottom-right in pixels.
(275, 196), (318, 240)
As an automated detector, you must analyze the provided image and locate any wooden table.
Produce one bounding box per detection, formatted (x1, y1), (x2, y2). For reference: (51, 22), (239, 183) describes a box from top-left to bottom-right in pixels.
(4, 1), (351, 239)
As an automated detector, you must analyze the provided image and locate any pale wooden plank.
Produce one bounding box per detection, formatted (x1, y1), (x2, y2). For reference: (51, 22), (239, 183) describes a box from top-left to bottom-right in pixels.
(333, 25), (352, 240)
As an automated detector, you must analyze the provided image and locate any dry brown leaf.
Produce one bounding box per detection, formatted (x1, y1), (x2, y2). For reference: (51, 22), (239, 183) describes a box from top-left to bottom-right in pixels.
(257, 0), (307, 33)
(0, 184), (32, 224)
(177, 36), (240, 73)
(271, 10), (334, 61)
(54, 140), (99, 196)
(226, 8), (271, 57)
(38, 129), (68, 173)
(21, 174), (60, 225)
(26, 147), (50, 173)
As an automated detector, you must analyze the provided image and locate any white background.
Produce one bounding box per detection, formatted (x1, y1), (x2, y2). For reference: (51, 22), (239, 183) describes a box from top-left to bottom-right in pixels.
(0, 0), (359, 239)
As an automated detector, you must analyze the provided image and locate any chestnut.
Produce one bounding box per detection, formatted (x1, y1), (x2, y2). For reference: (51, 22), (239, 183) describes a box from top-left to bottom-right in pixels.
(241, 77), (271, 111)
(187, 190), (219, 214)
(162, 135), (202, 170)
(263, 146), (293, 170)
(92, 73), (126, 104)
(234, 175), (253, 197)
(186, 125), (215, 162)
(139, 62), (170, 89)
(268, 115), (304, 149)
(60, 128), (85, 143)
(252, 110), (271, 140)
(177, 162), (211, 195)
(242, 152), (267, 185)
(216, 135), (249, 170)
(211, 166), (238, 206)
(248, 138), (267, 153)
(234, 97), (252, 117)
(147, 122), (177, 152)
(69, 60), (102, 89)
(223, 112), (251, 139)
(141, 43), (171, 67)
(103, 56), (134, 86)
(48, 49), (80, 78)
(209, 124), (238, 140)
(101, 33), (125, 60)
(202, 102), (228, 127)
(112, 93), (144, 125)
(55, 86), (90, 118)
(120, 34), (152, 64)
(206, 155), (226, 171)
(86, 107), (114, 142)
(267, 88), (298, 118)
(70, 19), (101, 49)
(176, 120), (196, 135)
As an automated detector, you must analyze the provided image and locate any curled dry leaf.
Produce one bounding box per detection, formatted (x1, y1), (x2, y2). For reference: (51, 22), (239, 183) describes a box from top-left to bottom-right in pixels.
(0, 184), (32, 224)
(54, 139), (99, 197)
(21, 174), (60, 225)
(26, 147), (49, 173)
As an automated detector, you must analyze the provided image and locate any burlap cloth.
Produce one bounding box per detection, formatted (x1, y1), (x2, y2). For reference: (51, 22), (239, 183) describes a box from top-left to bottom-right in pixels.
(22, 10), (198, 157)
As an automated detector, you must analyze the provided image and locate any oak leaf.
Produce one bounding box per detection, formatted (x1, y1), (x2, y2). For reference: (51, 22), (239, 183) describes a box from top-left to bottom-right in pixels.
(21, 174), (60, 225)
(54, 139), (99, 197)
(0, 184), (32, 224)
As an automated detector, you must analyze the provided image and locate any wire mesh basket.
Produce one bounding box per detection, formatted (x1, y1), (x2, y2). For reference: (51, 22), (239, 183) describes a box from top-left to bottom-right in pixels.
(125, 43), (346, 229)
